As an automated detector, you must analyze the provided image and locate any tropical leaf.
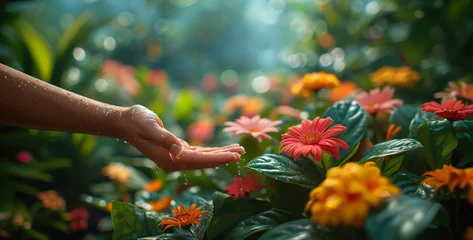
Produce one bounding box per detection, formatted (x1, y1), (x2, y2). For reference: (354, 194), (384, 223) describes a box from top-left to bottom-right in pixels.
(416, 120), (457, 169)
(360, 138), (423, 162)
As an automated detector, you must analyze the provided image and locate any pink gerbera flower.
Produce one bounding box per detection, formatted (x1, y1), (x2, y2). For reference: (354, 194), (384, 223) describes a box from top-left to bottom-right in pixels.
(422, 99), (473, 121)
(355, 86), (403, 115)
(435, 81), (473, 102)
(224, 174), (264, 198)
(223, 115), (282, 142)
(280, 117), (349, 161)
(69, 208), (89, 232)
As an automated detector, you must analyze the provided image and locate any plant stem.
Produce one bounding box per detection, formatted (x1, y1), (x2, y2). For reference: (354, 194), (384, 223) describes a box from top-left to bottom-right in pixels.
(189, 229), (198, 240)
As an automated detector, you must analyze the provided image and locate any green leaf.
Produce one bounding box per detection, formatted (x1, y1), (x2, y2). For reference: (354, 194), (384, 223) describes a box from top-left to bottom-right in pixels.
(226, 209), (300, 240)
(3, 165), (52, 182)
(360, 138), (423, 162)
(389, 105), (421, 138)
(258, 219), (357, 240)
(390, 171), (451, 201)
(26, 230), (49, 240)
(8, 182), (40, 196)
(416, 120), (458, 169)
(365, 195), (450, 240)
(57, 12), (93, 55)
(174, 90), (195, 121)
(322, 101), (368, 160)
(245, 154), (324, 189)
(409, 111), (439, 138)
(453, 120), (473, 166)
(265, 178), (311, 214)
(208, 192), (272, 239)
(14, 19), (53, 81)
(30, 158), (71, 170)
(239, 134), (264, 165)
(138, 233), (190, 240)
(375, 154), (404, 177)
(111, 201), (167, 240)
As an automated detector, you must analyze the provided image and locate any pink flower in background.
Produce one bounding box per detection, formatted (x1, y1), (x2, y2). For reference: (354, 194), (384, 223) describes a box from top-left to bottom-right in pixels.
(355, 86), (403, 115)
(100, 60), (121, 75)
(271, 105), (302, 119)
(435, 81), (473, 102)
(223, 115), (282, 142)
(16, 151), (32, 164)
(422, 99), (473, 121)
(187, 120), (215, 144)
(224, 174), (264, 198)
(68, 208), (89, 232)
(147, 70), (168, 86)
(201, 73), (219, 93)
(280, 117), (348, 161)
(100, 60), (140, 96)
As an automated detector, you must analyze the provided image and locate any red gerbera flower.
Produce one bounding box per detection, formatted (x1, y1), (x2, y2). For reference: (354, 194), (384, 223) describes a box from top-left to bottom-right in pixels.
(422, 99), (473, 121)
(280, 117), (349, 161)
(224, 174), (264, 198)
(68, 208), (89, 232)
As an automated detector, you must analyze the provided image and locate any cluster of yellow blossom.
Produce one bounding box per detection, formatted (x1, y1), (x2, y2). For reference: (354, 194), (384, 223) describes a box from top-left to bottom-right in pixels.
(305, 162), (400, 228)
(422, 165), (473, 203)
(370, 66), (421, 87)
(102, 163), (130, 185)
(37, 190), (66, 210)
(291, 72), (340, 97)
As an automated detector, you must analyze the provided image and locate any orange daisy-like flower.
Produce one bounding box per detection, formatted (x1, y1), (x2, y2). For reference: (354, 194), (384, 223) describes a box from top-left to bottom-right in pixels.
(435, 81), (473, 102)
(102, 163), (130, 185)
(305, 162), (400, 228)
(149, 196), (172, 212)
(157, 204), (211, 232)
(355, 86), (403, 115)
(291, 72), (340, 97)
(422, 99), (473, 121)
(386, 124), (402, 140)
(328, 81), (358, 103)
(280, 117), (348, 161)
(224, 174), (264, 198)
(144, 180), (163, 192)
(223, 115), (282, 142)
(422, 165), (473, 203)
(224, 95), (265, 117)
(370, 66), (421, 87)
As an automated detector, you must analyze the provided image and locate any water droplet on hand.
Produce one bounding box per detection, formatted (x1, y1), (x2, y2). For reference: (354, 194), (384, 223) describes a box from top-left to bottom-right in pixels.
(225, 163), (229, 167)
(183, 172), (188, 185)
(124, 140), (127, 144)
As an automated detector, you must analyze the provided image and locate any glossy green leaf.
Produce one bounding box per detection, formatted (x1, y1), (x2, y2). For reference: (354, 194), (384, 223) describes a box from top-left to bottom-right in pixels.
(239, 134), (264, 165)
(3, 164), (52, 182)
(360, 138), (423, 162)
(111, 201), (168, 240)
(258, 219), (357, 240)
(389, 105), (421, 138)
(453, 120), (473, 166)
(365, 195), (450, 240)
(375, 154), (404, 177)
(409, 111), (439, 138)
(416, 120), (458, 169)
(226, 209), (300, 240)
(14, 19), (53, 81)
(26, 230), (49, 240)
(322, 101), (368, 160)
(390, 171), (451, 201)
(265, 178), (311, 214)
(57, 12), (92, 55)
(245, 154), (324, 189)
(208, 192), (272, 239)
(30, 158), (71, 170)
(138, 233), (190, 240)
(174, 90), (195, 121)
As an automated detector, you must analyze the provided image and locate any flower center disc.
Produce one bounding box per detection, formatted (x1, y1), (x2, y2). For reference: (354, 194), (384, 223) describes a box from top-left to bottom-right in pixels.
(302, 133), (319, 144)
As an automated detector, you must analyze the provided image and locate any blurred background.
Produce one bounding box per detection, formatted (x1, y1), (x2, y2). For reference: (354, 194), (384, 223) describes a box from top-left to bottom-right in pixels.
(1, 0), (472, 239)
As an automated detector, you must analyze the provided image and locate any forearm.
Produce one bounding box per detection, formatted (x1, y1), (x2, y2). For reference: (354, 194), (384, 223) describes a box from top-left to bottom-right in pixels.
(0, 63), (127, 139)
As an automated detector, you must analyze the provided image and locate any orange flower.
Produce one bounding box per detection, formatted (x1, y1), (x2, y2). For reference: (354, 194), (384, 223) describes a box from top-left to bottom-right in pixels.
(328, 81), (358, 103)
(465, 226), (473, 240)
(106, 202), (113, 212)
(158, 204), (211, 231)
(149, 196), (172, 212)
(102, 163), (130, 185)
(291, 72), (340, 97)
(224, 95), (265, 117)
(37, 190), (66, 210)
(370, 66), (420, 87)
(144, 180), (163, 192)
(422, 165), (473, 204)
(386, 124), (402, 140)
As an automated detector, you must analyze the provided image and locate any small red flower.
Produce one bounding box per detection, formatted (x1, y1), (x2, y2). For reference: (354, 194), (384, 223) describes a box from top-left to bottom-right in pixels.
(69, 208), (89, 232)
(422, 99), (473, 121)
(16, 151), (32, 164)
(224, 174), (264, 198)
(280, 117), (349, 161)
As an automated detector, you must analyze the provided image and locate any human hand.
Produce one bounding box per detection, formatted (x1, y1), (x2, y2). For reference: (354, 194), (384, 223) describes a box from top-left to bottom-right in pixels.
(119, 105), (244, 172)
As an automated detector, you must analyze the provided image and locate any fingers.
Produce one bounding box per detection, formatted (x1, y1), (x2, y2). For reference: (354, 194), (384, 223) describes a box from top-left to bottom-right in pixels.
(142, 122), (183, 157)
(187, 144), (245, 154)
(172, 150), (242, 170)
(132, 139), (180, 172)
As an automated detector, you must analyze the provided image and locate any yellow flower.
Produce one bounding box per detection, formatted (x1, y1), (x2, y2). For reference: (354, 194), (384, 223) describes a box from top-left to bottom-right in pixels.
(370, 66), (421, 87)
(291, 72), (340, 97)
(305, 162), (400, 228)
(422, 165), (473, 203)
(102, 163), (130, 185)
(158, 204), (211, 231)
(149, 196), (172, 212)
(144, 180), (163, 192)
